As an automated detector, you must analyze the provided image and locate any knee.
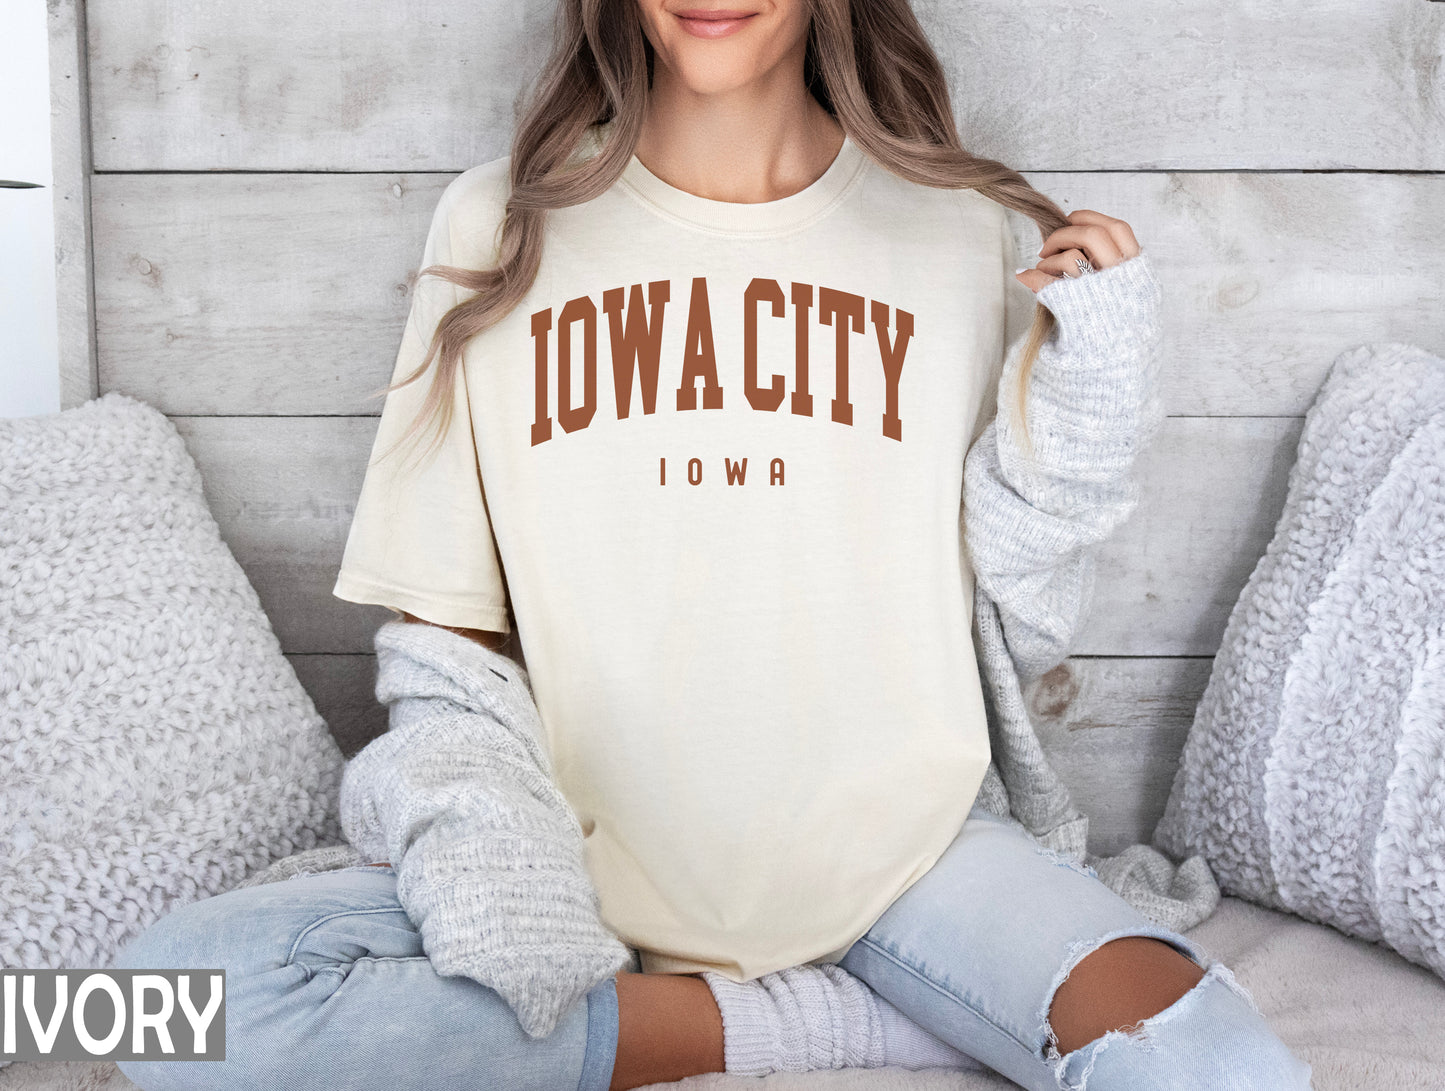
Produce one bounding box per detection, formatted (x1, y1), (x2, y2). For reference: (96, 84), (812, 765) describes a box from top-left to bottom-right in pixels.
(1045, 935), (1205, 1057)
(113, 893), (240, 978)
(114, 882), (355, 1091)
(1043, 938), (1313, 1089)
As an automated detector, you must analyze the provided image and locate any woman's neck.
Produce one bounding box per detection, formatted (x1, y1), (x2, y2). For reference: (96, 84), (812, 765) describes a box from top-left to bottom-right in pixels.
(630, 79), (844, 206)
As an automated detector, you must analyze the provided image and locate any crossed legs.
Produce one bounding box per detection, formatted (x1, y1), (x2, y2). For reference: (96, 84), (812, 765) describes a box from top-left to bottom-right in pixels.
(605, 936), (1208, 1089)
(111, 831), (1306, 1091)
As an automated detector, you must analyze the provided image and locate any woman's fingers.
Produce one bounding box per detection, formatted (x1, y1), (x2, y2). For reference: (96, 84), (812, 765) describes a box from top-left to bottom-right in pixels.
(1014, 266), (1061, 293)
(1039, 209), (1140, 268)
(1039, 223), (1124, 268)
(1014, 209), (1145, 290)
(1036, 247), (1102, 280)
(1014, 240), (1114, 292)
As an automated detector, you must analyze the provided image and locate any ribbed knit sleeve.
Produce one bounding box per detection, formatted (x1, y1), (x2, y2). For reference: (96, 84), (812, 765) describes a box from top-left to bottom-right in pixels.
(962, 244), (1165, 683)
(338, 619), (631, 1039)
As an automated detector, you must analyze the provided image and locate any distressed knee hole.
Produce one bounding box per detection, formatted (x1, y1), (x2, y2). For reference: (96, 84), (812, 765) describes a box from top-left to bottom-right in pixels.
(1041, 960), (1261, 1091)
(1039, 932), (1213, 1085)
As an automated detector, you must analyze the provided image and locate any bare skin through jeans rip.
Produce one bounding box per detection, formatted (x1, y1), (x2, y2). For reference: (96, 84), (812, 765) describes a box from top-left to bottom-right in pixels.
(1044, 933), (1207, 1060)
(1025, 843), (1210, 1067)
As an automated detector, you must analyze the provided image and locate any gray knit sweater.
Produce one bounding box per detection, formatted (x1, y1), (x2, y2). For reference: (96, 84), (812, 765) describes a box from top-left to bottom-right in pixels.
(337, 619), (634, 1039)
(964, 250), (1219, 923)
(325, 247), (1219, 1040)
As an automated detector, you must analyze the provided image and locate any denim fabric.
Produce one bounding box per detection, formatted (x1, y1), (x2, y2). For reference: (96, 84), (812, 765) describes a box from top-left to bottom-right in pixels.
(111, 863), (618, 1091)
(110, 805), (1315, 1091)
(838, 803), (1315, 1090)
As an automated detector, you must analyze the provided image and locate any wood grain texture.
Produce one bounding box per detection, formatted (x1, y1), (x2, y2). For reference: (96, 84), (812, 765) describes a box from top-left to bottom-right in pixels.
(88, 0), (1445, 171)
(92, 173), (451, 415)
(1005, 173), (1445, 417)
(1024, 656), (1214, 854)
(1089, 415), (1304, 657)
(168, 415), (394, 654)
(88, 1), (553, 172)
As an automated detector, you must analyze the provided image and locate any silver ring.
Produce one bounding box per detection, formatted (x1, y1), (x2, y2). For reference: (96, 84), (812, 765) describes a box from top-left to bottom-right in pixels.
(1073, 257), (1095, 277)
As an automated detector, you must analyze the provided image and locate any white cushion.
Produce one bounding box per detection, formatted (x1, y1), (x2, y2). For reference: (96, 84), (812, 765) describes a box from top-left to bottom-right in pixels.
(0, 391), (346, 978)
(1154, 342), (1445, 982)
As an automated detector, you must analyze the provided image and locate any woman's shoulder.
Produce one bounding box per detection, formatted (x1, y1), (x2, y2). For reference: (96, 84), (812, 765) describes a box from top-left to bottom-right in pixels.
(433, 125), (621, 265)
(428, 153), (513, 266)
(875, 158), (1009, 232)
(442, 154), (513, 224)
(853, 152), (1006, 258)
(949, 183), (1011, 228)
(443, 124), (603, 222)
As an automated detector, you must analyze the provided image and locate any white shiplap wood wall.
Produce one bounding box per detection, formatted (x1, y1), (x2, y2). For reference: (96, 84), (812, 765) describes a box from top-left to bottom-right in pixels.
(74, 0), (1445, 853)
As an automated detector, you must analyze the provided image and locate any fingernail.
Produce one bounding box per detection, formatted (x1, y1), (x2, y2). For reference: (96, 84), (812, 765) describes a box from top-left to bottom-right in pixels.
(1013, 266), (1030, 275)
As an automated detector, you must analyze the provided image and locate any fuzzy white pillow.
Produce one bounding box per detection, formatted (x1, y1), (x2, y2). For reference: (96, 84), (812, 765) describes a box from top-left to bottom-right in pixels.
(0, 391), (346, 979)
(1154, 342), (1445, 981)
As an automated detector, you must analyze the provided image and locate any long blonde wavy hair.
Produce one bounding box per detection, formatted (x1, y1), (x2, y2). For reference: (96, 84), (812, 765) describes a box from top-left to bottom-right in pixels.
(369, 0), (1069, 470)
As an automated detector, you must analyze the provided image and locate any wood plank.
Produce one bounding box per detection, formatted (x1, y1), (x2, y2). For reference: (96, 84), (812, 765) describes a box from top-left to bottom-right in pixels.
(95, 171), (1445, 418)
(1024, 656), (1214, 856)
(1084, 415), (1304, 657)
(93, 173), (451, 416)
(1004, 171), (1445, 417)
(169, 415), (1297, 659)
(170, 415), (396, 654)
(88, 1), (552, 172)
(88, 0), (1445, 171)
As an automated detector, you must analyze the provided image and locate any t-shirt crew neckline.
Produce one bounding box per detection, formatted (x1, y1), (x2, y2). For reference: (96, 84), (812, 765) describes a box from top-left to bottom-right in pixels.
(588, 120), (868, 238)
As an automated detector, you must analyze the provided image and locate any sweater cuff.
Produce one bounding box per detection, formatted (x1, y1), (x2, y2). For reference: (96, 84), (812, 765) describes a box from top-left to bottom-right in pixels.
(1033, 248), (1162, 358)
(375, 616), (528, 692)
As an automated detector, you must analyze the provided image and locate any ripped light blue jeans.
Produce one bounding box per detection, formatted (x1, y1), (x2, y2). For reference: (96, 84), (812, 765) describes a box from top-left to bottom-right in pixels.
(836, 802), (1314, 1090)
(112, 801), (1313, 1090)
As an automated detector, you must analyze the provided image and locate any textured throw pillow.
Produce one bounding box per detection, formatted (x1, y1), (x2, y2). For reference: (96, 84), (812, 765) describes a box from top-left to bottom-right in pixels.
(1154, 341), (1445, 980)
(0, 391), (346, 978)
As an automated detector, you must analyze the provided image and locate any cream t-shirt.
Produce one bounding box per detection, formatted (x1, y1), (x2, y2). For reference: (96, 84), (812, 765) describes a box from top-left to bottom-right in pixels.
(334, 119), (1036, 979)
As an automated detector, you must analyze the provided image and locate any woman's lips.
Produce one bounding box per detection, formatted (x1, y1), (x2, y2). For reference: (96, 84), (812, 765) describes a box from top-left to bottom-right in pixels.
(674, 9), (757, 38)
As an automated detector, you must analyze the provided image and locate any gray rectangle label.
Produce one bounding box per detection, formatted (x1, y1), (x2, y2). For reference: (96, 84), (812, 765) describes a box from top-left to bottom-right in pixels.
(2, 969), (225, 1061)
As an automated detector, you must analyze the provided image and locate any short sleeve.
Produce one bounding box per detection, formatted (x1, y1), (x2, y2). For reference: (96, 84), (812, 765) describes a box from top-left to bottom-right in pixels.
(331, 180), (511, 633)
(967, 205), (1039, 454)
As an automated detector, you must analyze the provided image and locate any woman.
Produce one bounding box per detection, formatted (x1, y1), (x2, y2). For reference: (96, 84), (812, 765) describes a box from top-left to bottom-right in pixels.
(114, 1), (1315, 1089)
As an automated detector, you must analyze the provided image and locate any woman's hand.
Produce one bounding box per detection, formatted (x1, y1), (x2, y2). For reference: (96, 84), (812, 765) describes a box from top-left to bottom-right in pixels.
(1014, 209), (1143, 294)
